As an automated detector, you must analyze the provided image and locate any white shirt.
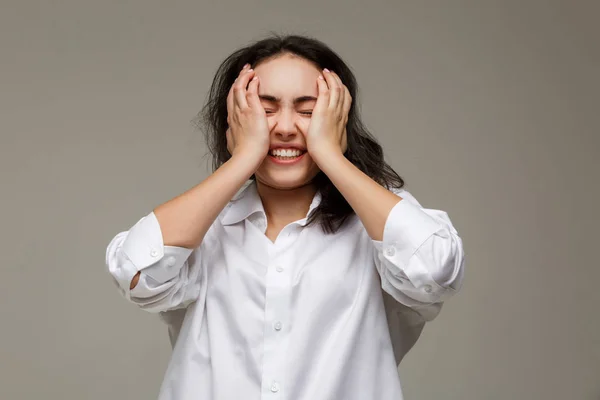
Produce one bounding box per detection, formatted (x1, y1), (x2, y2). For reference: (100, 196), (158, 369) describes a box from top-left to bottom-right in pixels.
(105, 180), (465, 400)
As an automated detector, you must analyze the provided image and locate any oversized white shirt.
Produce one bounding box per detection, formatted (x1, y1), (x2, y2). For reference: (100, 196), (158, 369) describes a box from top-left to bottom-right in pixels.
(105, 179), (465, 400)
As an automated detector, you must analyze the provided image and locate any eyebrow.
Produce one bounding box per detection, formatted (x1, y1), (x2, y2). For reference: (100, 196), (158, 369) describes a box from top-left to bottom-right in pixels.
(259, 95), (317, 105)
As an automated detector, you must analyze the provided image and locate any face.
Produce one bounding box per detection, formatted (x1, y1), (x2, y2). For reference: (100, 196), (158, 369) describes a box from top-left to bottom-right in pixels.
(252, 54), (322, 191)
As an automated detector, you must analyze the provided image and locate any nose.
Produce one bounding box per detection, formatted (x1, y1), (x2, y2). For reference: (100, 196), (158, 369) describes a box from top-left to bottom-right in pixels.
(273, 109), (297, 139)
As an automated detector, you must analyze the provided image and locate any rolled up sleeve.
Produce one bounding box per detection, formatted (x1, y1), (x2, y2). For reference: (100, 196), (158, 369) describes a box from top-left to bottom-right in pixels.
(372, 189), (465, 317)
(105, 212), (202, 313)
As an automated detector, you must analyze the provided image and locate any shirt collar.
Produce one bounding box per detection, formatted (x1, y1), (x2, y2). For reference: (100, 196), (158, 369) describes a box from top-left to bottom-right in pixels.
(220, 180), (322, 226)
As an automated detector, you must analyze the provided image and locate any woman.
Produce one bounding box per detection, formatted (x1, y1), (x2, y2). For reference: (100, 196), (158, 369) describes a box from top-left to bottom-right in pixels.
(106, 34), (465, 400)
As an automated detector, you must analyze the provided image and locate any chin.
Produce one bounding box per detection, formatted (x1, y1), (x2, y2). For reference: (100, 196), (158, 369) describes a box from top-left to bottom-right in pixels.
(256, 170), (317, 191)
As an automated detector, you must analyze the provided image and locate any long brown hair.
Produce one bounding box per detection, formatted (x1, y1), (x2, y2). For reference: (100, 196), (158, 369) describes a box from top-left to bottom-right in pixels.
(196, 34), (404, 233)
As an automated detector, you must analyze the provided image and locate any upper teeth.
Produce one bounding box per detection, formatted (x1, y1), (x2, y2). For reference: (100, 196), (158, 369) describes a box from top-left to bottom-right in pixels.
(271, 149), (303, 157)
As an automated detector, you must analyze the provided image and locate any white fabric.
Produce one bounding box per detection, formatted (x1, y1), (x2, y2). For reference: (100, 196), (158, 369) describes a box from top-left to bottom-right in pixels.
(105, 179), (465, 400)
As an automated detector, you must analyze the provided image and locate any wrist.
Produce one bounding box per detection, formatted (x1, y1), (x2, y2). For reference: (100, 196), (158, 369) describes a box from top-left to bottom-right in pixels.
(230, 150), (266, 171)
(309, 145), (344, 165)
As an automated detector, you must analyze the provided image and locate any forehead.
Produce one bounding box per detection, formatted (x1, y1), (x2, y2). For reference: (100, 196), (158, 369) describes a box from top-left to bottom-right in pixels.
(254, 54), (321, 97)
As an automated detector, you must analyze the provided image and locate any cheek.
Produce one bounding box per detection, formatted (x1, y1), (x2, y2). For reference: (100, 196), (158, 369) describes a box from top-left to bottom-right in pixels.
(267, 119), (275, 131)
(294, 117), (311, 135)
(298, 118), (311, 131)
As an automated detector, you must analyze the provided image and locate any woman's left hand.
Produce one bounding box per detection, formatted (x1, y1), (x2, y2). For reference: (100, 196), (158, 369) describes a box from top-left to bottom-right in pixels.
(305, 69), (352, 160)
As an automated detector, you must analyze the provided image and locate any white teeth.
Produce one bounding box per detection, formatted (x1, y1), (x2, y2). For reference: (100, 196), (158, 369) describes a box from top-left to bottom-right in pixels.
(271, 149), (303, 157)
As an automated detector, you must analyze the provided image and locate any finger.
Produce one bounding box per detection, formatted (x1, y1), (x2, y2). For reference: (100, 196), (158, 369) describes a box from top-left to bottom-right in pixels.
(323, 69), (340, 109)
(236, 63), (251, 80)
(233, 68), (255, 109)
(330, 70), (343, 87)
(315, 74), (330, 113)
(246, 75), (262, 109)
(342, 85), (352, 120)
(228, 64), (251, 114)
(331, 71), (347, 113)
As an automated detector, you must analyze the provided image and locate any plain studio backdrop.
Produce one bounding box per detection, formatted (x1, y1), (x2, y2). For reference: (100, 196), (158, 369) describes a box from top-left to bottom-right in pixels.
(1, 1), (598, 399)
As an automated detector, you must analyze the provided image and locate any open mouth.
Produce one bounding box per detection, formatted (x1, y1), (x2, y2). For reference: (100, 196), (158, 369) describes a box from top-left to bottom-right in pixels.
(269, 148), (306, 161)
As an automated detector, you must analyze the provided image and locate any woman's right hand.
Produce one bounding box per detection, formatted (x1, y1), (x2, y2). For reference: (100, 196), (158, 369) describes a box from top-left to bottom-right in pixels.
(226, 64), (270, 162)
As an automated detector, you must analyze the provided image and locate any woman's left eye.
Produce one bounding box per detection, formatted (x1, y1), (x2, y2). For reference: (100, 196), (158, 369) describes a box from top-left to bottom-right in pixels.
(300, 111), (313, 116)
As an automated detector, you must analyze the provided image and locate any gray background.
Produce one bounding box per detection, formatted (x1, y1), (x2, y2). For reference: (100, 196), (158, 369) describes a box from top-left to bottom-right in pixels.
(1, 1), (598, 399)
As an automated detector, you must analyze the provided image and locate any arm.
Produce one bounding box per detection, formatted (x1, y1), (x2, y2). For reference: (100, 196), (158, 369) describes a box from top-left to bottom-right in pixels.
(307, 70), (464, 320)
(313, 150), (464, 319)
(105, 152), (262, 312)
(105, 63), (270, 311)
(129, 64), (268, 290)
(310, 150), (400, 241)
(306, 69), (404, 241)
(127, 151), (264, 290)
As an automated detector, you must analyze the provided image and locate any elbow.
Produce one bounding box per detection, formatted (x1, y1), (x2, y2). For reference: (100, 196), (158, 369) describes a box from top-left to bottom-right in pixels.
(130, 271), (141, 290)
(432, 229), (465, 292)
(391, 228), (465, 304)
(105, 232), (140, 294)
(129, 279), (200, 314)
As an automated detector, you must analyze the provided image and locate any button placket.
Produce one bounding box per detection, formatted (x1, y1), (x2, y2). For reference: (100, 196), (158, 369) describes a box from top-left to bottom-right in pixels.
(261, 251), (291, 397)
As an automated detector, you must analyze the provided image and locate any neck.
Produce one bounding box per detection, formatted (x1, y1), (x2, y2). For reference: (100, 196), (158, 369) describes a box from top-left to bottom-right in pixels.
(256, 180), (318, 226)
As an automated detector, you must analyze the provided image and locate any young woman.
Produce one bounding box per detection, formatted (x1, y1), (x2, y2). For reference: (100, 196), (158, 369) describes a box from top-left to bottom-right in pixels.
(105, 34), (465, 400)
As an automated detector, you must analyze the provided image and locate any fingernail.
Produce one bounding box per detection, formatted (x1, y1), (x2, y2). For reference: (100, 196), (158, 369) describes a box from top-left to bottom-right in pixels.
(323, 68), (330, 73)
(318, 75), (324, 80)
(243, 63), (250, 69)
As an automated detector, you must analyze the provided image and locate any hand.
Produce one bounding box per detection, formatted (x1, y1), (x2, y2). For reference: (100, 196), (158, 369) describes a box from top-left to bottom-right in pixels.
(226, 64), (270, 161)
(305, 69), (351, 160)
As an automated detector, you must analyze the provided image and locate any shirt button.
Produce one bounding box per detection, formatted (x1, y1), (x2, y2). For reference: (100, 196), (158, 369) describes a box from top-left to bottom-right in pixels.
(165, 256), (176, 267)
(273, 321), (282, 331)
(385, 247), (395, 257)
(270, 381), (280, 392)
(423, 284), (433, 293)
(150, 249), (159, 257)
(276, 266), (284, 272)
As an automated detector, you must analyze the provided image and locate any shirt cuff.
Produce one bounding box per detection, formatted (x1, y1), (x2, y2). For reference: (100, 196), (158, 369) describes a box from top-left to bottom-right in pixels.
(373, 198), (444, 289)
(121, 212), (195, 285)
(121, 212), (166, 270)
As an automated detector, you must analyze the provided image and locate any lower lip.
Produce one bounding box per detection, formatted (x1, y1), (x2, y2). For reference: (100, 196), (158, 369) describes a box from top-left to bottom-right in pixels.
(268, 152), (307, 165)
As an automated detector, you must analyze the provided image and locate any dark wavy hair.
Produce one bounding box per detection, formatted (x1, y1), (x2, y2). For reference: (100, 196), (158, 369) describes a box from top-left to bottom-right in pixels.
(197, 33), (404, 234)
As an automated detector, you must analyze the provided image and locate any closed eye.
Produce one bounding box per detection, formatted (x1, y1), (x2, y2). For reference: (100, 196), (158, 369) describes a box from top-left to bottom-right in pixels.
(264, 110), (312, 116)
